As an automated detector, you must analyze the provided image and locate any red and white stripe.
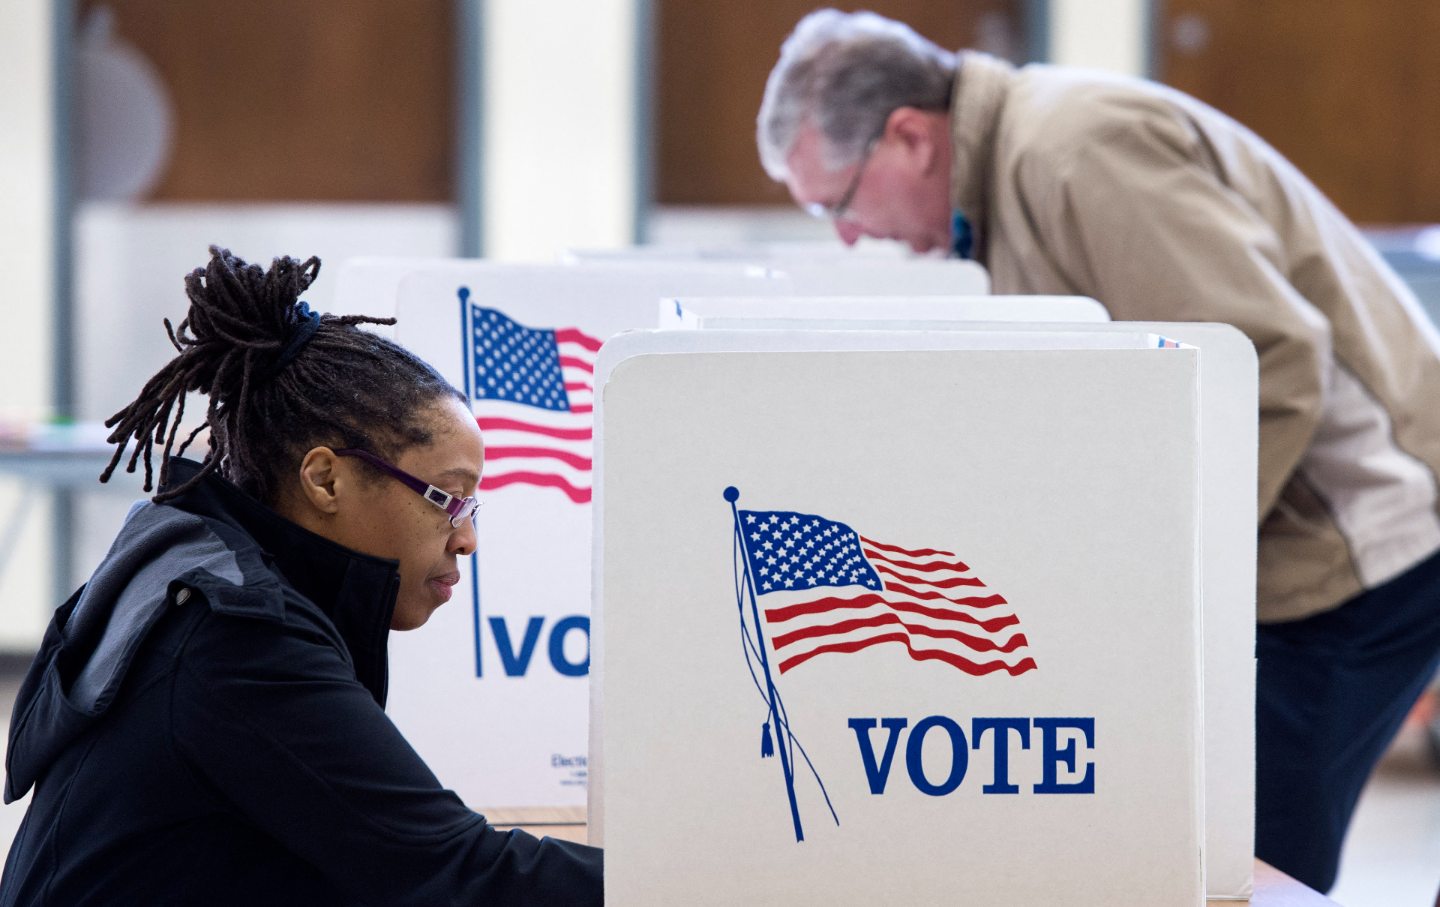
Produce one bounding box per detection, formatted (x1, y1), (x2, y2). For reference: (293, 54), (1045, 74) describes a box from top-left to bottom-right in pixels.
(762, 536), (1037, 676)
(476, 328), (599, 505)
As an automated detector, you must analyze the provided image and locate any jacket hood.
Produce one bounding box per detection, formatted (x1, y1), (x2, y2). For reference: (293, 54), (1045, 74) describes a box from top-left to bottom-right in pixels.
(4, 458), (400, 803)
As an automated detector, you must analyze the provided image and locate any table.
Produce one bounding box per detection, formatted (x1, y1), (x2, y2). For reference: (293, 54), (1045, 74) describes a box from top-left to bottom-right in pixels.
(0, 424), (136, 611)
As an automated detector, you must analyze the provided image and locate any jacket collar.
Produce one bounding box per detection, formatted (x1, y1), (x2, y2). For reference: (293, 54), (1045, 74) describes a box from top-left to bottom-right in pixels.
(949, 51), (1016, 265)
(159, 458), (399, 704)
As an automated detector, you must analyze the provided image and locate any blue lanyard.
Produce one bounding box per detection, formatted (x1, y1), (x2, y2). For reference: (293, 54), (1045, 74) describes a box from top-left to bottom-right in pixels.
(951, 209), (974, 260)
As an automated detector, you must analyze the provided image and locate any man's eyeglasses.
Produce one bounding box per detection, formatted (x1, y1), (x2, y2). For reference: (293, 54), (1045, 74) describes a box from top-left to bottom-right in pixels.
(334, 448), (480, 528)
(804, 138), (878, 222)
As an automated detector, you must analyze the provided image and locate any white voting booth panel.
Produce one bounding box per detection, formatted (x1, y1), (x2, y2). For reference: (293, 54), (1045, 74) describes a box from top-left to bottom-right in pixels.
(1097, 322), (1257, 902)
(593, 329), (1208, 905)
(331, 256), (456, 334)
(773, 258), (990, 295)
(661, 295), (1109, 328)
(564, 245), (990, 295)
(562, 239), (910, 264)
(386, 263), (782, 809)
(333, 255), (776, 328)
(659, 304), (1258, 900)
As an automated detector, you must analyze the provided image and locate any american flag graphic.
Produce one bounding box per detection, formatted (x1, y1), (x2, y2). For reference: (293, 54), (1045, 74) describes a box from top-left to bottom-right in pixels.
(461, 290), (601, 504)
(736, 507), (1037, 676)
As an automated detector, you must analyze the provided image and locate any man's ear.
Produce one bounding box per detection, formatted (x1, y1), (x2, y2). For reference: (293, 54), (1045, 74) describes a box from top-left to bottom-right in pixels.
(295, 446), (343, 516)
(884, 106), (941, 172)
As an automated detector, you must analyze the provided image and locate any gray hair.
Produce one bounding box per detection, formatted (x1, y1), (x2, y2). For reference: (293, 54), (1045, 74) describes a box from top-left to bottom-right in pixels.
(757, 9), (957, 180)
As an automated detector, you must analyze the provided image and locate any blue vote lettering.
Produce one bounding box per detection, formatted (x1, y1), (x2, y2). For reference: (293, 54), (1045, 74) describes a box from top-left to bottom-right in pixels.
(1034, 717), (1095, 794)
(486, 615), (591, 677)
(548, 616), (591, 677)
(972, 717), (1030, 794)
(849, 716), (1096, 796)
(905, 716), (969, 796)
(847, 718), (908, 794)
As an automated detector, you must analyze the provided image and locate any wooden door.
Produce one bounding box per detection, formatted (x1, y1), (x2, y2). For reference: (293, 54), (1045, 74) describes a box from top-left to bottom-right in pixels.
(78, 0), (455, 202)
(1156, 0), (1440, 224)
(654, 1), (1034, 206)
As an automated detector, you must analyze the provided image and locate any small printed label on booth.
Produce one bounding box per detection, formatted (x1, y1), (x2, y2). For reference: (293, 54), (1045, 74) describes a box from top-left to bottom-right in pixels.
(551, 753), (589, 787)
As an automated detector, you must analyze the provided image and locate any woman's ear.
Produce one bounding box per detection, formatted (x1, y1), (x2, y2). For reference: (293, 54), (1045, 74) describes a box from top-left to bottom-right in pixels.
(295, 446), (343, 516)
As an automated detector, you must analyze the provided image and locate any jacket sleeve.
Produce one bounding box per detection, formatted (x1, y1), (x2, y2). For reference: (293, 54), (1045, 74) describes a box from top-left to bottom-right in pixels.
(170, 603), (603, 906)
(1024, 111), (1329, 521)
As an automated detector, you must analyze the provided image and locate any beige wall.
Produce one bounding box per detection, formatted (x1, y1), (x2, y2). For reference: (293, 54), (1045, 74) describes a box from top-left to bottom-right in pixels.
(1049, 0), (1149, 75)
(1, 1), (55, 422)
(482, 0), (641, 260)
(0, 1), (56, 649)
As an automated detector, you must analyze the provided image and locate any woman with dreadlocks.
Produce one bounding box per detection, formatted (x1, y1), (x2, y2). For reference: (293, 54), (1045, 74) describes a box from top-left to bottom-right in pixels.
(0, 247), (602, 905)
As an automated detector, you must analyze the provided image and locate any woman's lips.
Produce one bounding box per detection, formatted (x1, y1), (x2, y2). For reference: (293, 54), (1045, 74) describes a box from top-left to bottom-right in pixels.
(427, 571), (461, 603)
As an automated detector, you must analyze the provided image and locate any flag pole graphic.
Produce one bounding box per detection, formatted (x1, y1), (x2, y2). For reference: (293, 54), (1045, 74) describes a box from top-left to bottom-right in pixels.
(458, 286), (473, 399)
(459, 287), (484, 678)
(726, 486), (805, 843)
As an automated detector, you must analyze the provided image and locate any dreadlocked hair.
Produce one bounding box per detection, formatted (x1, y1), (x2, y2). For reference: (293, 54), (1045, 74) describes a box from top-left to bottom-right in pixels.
(101, 245), (465, 505)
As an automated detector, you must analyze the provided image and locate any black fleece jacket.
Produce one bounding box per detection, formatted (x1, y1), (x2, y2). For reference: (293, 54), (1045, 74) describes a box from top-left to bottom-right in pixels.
(0, 458), (602, 906)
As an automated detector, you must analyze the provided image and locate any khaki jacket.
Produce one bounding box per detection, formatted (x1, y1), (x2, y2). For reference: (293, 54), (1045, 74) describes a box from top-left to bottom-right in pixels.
(950, 52), (1440, 622)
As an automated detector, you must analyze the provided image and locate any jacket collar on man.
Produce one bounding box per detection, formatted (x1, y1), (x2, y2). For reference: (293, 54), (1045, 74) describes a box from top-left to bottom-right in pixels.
(949, 50), (1017, 265)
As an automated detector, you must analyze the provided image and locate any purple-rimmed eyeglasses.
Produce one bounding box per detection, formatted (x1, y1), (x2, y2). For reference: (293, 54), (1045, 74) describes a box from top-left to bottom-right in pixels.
(334, 448), (480, 528)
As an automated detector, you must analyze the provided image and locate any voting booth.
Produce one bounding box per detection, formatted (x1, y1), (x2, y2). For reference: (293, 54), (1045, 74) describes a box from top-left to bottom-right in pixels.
(349, 254), (1158, 817)
(380, 262), (784, 809)
(591, 327), (1239, 905)
(651, 300), (1258, 900)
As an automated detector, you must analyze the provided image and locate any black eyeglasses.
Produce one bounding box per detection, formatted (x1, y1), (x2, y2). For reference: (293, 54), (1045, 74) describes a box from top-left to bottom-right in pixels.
(804, 138), (879, 222)
(333, 448), (480, 528)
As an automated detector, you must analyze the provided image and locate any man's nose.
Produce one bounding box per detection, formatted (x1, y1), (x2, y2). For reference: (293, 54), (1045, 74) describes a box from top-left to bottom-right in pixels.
(835, 220), (864, 246)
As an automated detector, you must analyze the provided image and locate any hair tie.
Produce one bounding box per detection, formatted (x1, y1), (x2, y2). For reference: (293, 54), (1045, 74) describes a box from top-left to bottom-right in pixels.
(272, 301), (322, 374)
